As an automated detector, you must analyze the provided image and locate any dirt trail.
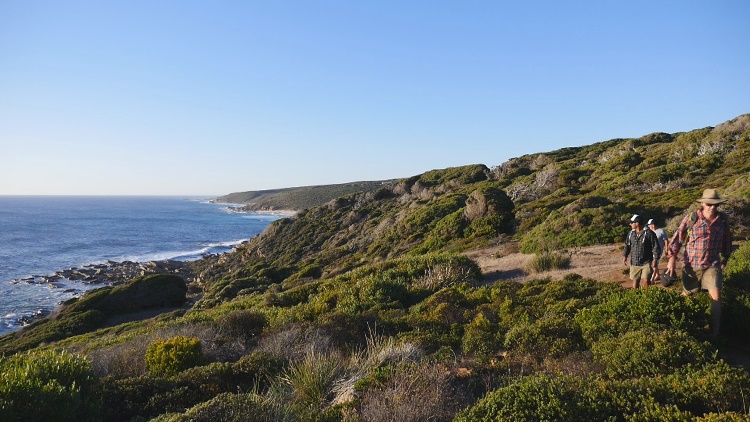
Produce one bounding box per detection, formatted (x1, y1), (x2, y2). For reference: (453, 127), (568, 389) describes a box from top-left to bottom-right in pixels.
(464, 243), (631, 286)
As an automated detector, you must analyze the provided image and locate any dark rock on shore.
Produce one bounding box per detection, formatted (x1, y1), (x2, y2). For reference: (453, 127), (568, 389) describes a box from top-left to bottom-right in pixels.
(13, 259), (192, 287)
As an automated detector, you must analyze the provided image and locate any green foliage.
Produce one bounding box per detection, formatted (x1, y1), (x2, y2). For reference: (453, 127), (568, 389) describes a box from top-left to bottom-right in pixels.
(282, 352), (342, 408)
(0, 349), (98, 421)
(151, 391), (291, 422)
(454, 373), (615, 421)
(456, 361), (750, 421)
(461, 312), (500, 360)
(0, 309), (106, 355)
(63, 274), (187, 315)
(591, 327), (714, 378)
(216, 309), (268, 340)
(575, 288), (708, 345)
(504, 314), (584, 361)
(95, 351), (286, 422)
(526, 251), (571, 273)
(145, 336), (206, 376)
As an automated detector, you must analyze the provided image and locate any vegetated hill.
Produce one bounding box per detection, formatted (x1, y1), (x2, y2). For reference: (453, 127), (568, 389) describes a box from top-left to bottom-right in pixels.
(2, 114), (750, 422)
(194, 113), (750, 288)
(213, 180), (396, 211)
(492, 113), (750, 253)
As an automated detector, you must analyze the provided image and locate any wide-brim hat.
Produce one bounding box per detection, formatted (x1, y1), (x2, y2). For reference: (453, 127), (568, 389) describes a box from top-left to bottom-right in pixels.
(696, 188), (727, 205)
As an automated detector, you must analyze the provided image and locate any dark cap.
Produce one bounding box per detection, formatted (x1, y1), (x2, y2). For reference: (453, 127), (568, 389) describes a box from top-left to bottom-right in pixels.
(627, 214), (642, 224)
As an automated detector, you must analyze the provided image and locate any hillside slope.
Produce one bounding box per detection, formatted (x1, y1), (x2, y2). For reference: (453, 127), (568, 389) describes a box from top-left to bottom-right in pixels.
(3, 114), (750, 421)
(213, 180), (395, 211)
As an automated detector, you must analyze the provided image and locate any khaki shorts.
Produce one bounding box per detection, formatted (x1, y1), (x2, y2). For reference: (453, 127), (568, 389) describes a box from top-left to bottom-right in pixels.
(629, 264), (652, 281)
(682, 266), (722, 294)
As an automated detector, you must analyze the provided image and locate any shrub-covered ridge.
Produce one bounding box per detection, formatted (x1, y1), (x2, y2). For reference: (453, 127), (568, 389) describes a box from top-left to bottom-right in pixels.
(1, 114), (750, 421)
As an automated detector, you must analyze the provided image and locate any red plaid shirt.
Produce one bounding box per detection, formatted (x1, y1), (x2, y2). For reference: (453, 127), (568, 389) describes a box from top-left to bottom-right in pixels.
(667, 210), (732, 269)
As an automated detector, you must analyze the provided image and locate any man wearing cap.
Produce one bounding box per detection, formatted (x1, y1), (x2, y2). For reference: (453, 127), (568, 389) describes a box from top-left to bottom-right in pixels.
(623, 214), (660, 290)
(647, 219), (669, 283)
(666, 189), (732, 336)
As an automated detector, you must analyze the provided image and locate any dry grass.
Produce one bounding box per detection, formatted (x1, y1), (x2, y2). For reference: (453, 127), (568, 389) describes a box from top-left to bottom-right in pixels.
(359, 363), (468, 422)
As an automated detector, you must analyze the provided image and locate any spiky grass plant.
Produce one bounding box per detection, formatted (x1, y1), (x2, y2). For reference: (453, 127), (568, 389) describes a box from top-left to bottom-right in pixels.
(527, 252), (571, 273)
(281, 350), (343, 408)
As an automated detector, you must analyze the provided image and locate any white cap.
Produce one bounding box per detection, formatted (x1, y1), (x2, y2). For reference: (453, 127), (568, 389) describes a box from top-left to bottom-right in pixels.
(629, 214), (642, 223)
(647, 219), (655, 225)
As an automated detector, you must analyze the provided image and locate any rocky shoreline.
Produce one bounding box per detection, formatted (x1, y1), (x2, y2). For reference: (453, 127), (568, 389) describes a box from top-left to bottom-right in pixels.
(11, 259), (195, 327)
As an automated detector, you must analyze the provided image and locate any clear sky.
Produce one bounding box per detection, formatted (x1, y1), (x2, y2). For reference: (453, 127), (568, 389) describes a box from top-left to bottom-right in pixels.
(1, 1), (748, 196)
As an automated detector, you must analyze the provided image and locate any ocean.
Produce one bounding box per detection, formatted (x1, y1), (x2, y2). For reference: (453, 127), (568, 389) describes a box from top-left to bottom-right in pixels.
(0, 196), (282, 335)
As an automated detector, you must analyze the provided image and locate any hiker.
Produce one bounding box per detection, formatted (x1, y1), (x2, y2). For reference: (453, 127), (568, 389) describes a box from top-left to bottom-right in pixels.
(666, 189), (732, 336)
(647, 218), (669, 283)
(623, 214), (660, 290)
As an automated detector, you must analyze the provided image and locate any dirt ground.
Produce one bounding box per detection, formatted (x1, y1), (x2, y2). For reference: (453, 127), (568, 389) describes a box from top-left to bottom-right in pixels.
(464, 243), (633, 287)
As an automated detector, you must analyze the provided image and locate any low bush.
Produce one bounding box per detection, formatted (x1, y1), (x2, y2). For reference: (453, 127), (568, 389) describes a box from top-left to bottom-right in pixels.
(503, 314), (584, 361)
(145, 336), (207, 376)
(455, 361), (750, 421)
(216, 309), (268, 340)
(0, 349), (98, 422)
(150, 391), (291, 422)
(574, 288), (708, 344)
(591, 327), (715, 378)
(461, 312), (500, 360)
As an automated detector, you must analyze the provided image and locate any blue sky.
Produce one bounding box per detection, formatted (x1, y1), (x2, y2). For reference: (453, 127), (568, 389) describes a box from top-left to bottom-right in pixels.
(1, 1), (748, 196)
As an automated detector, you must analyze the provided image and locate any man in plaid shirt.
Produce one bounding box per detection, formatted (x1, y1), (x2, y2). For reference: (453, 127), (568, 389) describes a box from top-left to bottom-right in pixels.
(666, 189), (733, 336)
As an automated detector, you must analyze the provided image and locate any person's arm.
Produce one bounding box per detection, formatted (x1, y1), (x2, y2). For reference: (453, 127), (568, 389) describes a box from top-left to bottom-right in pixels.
(721, 214), (732, 269)
(649, 231), (659, 267)
(666, 216), (689, 275)
(623, 232), (631, 267)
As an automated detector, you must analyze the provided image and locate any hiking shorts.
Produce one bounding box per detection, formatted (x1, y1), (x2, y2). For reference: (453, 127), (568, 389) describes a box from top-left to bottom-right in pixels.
(629, 264), (652, 281)
(682, 266), (722, 294)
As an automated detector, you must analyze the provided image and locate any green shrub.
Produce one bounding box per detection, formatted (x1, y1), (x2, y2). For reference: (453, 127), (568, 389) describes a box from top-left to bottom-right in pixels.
(453, 373), (615, 421)
(461, 312), (500, 360)
(574, 288), (708, 344)
(232, 351), (287, 390)
(504, 314), (584, 361)
(526, 252), (571, 273)
(145, 336), (206, 376)
(151, 391), (290, 422)
(0, 349), (98, 421)
(591, 327), (715, 378)
(662, 361), (750, 415)
(455, 362), (750, 421)
(216, 309), (268, 339)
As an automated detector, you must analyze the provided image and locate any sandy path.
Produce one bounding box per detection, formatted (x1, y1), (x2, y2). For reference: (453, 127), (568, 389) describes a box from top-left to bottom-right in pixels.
(464, 243), (633, 286)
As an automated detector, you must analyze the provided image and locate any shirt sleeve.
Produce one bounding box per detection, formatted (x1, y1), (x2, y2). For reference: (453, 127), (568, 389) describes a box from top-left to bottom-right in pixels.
(667, 215), (690, 258)
(623, 231), (631, 258)
(649, 231), (660, 261)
